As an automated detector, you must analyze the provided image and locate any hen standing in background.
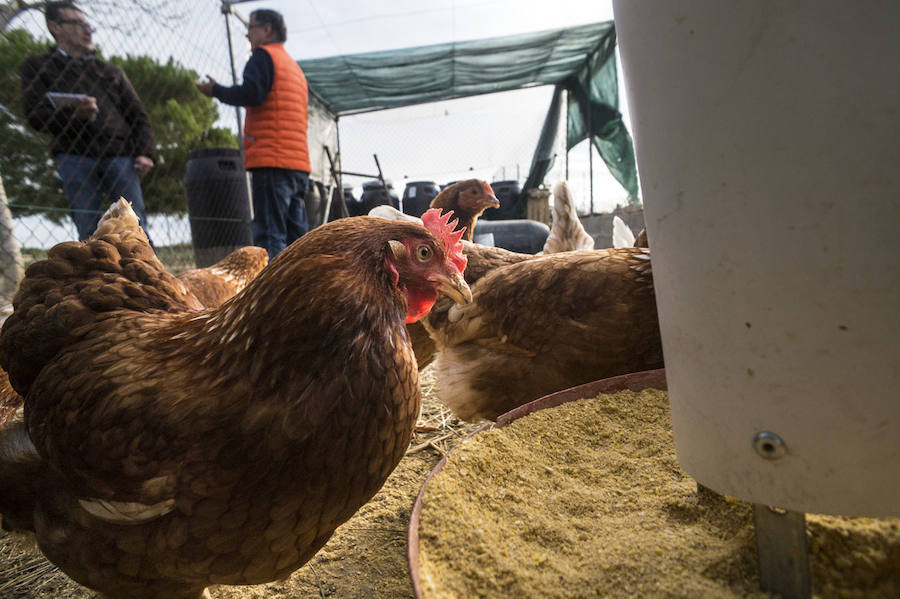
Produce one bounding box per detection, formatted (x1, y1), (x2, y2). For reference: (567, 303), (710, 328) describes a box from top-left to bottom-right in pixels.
(0, 367), (19, 429)
(368, 178), (499, 242)
(612, 215), (649, 249)
(389, 179), (661, 421)
(423, 245), (663, 422)
(367, 179), (525, 287)
(429, 179), (500, 241)
(0, 201), (471, 599)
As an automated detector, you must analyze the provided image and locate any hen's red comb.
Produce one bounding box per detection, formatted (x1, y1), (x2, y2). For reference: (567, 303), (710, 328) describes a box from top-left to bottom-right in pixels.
(421, 208), (467, 273)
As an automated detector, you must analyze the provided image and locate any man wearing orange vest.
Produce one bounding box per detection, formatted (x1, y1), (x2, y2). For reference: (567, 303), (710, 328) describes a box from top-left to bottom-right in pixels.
(196, 8), (310, 258)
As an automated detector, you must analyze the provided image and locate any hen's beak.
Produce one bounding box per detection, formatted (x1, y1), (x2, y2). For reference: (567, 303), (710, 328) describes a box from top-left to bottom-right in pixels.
(478, 194), (500, 210)
(432, 271), (472, 305)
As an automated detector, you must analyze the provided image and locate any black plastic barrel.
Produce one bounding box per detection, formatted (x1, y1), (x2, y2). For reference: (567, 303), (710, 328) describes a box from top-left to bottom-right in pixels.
(327, 183), (359, 221)
(483, 180), (524, 220)
(359, 180), (399, 215)
(473, 219), (549, 254)
(402, 180), (439, 218)
(183, 148), (253, 267)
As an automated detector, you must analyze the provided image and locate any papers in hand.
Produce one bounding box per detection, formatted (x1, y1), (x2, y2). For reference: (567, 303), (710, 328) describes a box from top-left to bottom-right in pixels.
(46, 92), (91, 108)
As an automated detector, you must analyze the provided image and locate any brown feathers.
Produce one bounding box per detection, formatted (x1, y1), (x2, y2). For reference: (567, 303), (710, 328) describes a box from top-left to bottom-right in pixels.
(176, 246), (268, 308)
(423, 247), (663, 421)
(0, 201), (202, 395)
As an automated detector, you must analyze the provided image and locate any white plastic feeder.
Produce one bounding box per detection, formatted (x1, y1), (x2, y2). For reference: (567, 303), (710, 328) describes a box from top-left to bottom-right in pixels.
(613, 0), (899, 518)
(611, 3), (899, 592)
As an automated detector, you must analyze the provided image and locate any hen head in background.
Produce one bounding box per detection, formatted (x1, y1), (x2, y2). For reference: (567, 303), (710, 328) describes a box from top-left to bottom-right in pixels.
(430, 179), (499, 241)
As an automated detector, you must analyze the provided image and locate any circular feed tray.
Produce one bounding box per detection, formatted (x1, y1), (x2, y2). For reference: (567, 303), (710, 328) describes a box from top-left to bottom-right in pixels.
(406, 368), (900, 598)
(407, 369), (668, 598)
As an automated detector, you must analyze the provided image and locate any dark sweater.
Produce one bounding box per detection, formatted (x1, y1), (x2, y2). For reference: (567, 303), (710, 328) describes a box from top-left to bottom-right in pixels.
(212, 47), (274, 107)
(21, 48), (157, 160)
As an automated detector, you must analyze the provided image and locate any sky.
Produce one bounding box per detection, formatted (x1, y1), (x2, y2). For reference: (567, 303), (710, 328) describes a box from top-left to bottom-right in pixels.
(10, 0), (634, 221)
(262, 0), (614, 59)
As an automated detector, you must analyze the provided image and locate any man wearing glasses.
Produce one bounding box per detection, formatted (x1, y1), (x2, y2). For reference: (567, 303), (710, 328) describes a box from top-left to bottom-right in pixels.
(196, 9), (311, 258)
(21, 1), (157, 245)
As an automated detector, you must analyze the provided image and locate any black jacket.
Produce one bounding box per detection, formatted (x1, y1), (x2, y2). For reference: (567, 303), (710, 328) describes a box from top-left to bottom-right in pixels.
(21, 48), (157, 160)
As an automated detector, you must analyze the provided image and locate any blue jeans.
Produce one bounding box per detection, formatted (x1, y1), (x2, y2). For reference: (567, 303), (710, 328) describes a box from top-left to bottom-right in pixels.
(250, 167), (309, 258)
(55, 154), (154, 247)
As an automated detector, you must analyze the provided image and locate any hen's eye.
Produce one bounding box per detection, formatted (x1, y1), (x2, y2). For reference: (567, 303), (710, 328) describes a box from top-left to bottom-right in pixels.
(415, 244), (433, 262)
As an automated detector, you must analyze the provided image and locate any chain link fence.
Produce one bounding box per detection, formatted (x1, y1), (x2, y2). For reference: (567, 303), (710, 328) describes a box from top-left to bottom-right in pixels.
(1, 0), (633, 311)
(1, 0), (247, 311)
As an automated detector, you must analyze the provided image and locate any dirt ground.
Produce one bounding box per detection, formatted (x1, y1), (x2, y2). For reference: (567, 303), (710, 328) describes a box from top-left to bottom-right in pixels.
(0, 366), (480, 599)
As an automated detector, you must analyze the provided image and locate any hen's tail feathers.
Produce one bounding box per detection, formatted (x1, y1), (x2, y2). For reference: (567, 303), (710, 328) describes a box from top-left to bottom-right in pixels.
(612, 216), (636, 249)
(0, 415), (43, 532)
(92, 197), (161, 267)
(543, 181), (595, 254)
(633, 228), (649, 248)
(95, 198), (142, 237)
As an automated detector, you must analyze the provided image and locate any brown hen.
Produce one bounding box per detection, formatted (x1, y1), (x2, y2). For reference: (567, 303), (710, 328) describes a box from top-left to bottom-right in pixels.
(430, 179), (499, 242)
(423, 247), (663, 421)
(0, 201), (471, 598)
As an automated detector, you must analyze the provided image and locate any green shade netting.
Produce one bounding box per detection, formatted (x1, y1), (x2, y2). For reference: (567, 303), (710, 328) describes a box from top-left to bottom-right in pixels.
(298, 21), (637, 200)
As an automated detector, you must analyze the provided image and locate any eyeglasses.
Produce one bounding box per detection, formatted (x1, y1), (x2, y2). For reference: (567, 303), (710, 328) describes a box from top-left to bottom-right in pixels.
(247, 22), (266, 30)
(57, 19), (95, 33)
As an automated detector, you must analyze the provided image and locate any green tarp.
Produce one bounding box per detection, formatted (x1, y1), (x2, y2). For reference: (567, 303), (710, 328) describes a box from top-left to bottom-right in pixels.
(298, 21), (638, 200)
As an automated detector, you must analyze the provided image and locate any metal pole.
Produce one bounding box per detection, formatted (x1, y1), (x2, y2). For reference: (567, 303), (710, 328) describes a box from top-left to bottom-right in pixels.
(587, 60), (594, 215)
(373, 154), (395, 211)
(222, 2), (243, 152)
(588, 133), (594, 215)
(220, 1), (252, 223)
(324, 146), (349, 220)
(753, 504), (812, 599)
(565, 90), (569, 180)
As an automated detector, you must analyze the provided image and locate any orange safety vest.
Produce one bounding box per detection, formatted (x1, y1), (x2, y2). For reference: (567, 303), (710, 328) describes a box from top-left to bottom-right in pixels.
(243, 43), (310, 172)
